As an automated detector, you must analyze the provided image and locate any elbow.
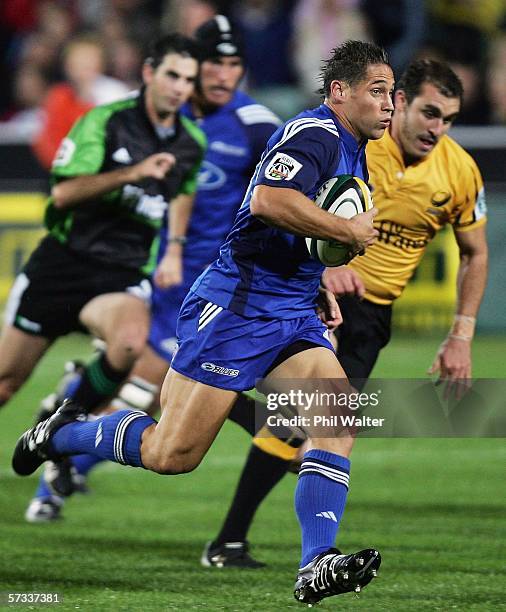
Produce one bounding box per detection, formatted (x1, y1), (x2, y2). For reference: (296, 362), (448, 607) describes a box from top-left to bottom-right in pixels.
(50, 184), (67, 209)
(462, 247), (488, 266)
(250, 187), (272, 222)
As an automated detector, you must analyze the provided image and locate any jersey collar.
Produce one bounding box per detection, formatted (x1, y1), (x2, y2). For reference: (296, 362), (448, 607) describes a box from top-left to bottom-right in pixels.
(320, 104), (366, 155)
(182, 91), (240, 123)
(380, 127), (405, 167)
(138, 86), (182, 141)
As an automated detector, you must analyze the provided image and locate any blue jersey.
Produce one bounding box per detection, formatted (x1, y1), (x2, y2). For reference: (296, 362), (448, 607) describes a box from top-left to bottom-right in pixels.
(149, 92), (280, 361)
(159, 91), (281, 270)
(192, 104), (369, 319)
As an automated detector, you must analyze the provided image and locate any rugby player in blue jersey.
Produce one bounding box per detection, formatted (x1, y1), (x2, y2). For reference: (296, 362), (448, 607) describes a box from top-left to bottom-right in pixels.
(25, 16), (281, 530)
(13, 40), (394, 605)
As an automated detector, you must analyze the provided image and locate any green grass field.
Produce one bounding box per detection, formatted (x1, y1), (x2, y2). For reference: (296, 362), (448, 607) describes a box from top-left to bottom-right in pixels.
(0, 333), (505, 611)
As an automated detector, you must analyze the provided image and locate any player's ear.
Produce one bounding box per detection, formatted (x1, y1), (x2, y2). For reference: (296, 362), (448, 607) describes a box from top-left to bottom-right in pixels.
(329, 80), (347, 103)
(142, 60), (155, 85)
(394, 89), (407, 111)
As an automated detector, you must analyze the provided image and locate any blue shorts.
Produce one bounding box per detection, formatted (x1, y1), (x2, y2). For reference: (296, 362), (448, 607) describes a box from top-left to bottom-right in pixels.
(170, 291), (335, 391)
(148, 262), (205, 362)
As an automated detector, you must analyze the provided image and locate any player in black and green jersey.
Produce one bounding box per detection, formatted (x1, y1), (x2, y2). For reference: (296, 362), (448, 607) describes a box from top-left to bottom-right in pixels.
(0, 33), (205, 422)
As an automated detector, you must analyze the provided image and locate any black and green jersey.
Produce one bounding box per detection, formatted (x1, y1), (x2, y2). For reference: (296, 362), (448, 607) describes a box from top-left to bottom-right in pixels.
(45, 89), (206, 274)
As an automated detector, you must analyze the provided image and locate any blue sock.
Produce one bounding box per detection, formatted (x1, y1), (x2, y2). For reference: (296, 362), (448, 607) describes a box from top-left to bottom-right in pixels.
(34, 474), (57, 501)
(72, 454), (104, 475)
(51, 410), (155, 468)
(295, 449), (350, 567)
(32, 455), (104, 504)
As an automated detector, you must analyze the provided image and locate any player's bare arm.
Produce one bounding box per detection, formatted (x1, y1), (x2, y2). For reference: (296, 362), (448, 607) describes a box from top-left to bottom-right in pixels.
(51, 152), (176, 208)
(428, 224), (488, 386)
(251, 185), (378, 251)
(316, 287), (342, 331)
(154, 193), (194, 289)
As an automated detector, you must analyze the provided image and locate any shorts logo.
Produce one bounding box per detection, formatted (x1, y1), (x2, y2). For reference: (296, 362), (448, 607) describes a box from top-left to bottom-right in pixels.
(200, 362), (240, 377)
(160, 337), (178, 357)
(264, 153), (302, 181)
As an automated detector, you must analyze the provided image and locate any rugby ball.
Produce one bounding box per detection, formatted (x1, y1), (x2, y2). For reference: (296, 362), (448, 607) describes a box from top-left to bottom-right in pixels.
(306, 175), (373, 267)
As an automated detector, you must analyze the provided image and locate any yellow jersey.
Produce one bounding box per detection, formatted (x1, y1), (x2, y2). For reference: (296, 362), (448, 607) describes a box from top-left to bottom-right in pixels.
(349, 129), (487, 305)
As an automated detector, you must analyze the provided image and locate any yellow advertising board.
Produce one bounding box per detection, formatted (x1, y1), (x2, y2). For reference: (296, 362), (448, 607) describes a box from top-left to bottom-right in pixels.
(0, 193), (46, 303)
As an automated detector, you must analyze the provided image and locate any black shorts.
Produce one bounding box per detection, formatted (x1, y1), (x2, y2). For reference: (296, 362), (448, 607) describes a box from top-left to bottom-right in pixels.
(336, 294), (392, 386)
(4, 236), (151, 339)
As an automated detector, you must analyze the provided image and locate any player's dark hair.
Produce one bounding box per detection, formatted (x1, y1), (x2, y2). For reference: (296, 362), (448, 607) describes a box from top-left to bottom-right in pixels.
(320, 40), (390, 96)
(146, 33), (201, 69)
(397, 59), (463, 104)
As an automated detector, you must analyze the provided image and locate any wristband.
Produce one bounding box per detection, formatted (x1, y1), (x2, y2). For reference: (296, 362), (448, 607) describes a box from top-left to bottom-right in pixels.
(448, 334), (472, 342)
(454, 314), (476, 324)
(168, 236), (187, 245)
(450, 314), (476, 339)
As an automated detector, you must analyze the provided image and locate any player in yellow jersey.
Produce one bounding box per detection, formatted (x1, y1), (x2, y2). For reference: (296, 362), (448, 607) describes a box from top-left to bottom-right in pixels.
(200, 58), (488, 567)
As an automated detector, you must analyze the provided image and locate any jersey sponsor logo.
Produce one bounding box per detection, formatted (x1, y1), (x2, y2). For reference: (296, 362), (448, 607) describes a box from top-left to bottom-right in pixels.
(210, 141), (248, 156)
(264, 153), (302, 181)
(377, 220), (429, 250)
(52, 137), (76, 167)
(122, 185), (168, 220)
(430, 191), (452, 207)
(112, 147), (133, 164)
(200, 362), (240, 377)
(197, 160), (227, 190)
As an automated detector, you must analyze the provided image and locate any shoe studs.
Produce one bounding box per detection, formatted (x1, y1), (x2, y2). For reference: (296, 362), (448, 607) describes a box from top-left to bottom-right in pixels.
(354, 585), (361, 593)
(356, 557), (364, 566)
(371, 569), (377, 577)
(211, 555), (225, 568)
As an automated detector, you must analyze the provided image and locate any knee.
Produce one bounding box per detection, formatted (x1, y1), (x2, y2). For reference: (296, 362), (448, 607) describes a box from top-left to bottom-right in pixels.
(0, 377), (23, 406)
(144, 446), (202, 475)
(110, 325), (149, 360)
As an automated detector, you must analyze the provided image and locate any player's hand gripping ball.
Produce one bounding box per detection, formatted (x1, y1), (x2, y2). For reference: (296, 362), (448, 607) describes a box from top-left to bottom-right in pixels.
(306, 175), (373, 266)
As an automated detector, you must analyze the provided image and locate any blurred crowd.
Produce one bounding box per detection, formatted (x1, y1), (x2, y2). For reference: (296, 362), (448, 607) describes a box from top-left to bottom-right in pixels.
(1, 0), (506, 165)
